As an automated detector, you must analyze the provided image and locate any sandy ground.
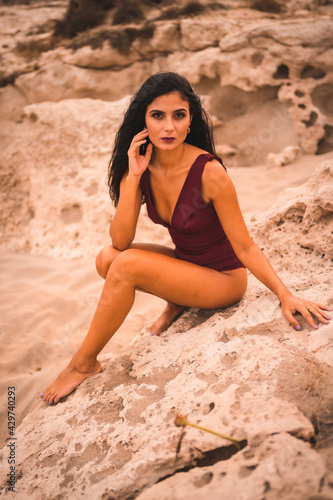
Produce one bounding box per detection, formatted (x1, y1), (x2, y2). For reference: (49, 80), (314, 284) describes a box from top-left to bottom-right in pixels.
(1, 151), (332, 446)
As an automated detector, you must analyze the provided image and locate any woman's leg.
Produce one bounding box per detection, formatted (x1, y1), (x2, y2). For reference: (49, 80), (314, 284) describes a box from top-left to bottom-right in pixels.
(95, 243), (177, 279)
(96, 243), (186, 335)
(42, 248), (247, 404)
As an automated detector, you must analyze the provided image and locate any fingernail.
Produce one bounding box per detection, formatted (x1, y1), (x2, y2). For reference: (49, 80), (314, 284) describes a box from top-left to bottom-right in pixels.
(150, 332), (155, 336)
(295, 325), (300, 331)
(40, 393), (44, 396)
(314, 325), (318, 329)
(327, 316), (332, 320)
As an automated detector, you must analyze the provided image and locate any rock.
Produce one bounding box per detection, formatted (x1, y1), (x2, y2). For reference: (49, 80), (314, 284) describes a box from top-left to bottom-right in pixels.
(62, 40), (140, 69)
(14, 53), (151, 104)
(136, 433), (325, 500)
(216, 19), (333, 158)
(2, 10), (333, 163)
(0, 322), (328, 499)
(180, 19), (227, 52)
(219, 18), (333, 52)
(0, 97), (168, 259)
(0, 97), (124, 258)
(133, 21), (181, 57)
(216, 143), (239, 159)
(1, 298), (332, 499)
(249, 159), (333, 266)
(267, 145), (301, 166)
(149, 16), (333, 163)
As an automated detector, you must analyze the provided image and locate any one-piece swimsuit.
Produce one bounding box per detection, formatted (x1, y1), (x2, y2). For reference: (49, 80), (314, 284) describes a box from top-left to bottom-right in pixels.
(140, 153), (245, 272)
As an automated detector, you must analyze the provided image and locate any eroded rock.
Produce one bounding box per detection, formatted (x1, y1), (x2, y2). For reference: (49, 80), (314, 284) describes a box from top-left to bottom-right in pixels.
(2, 11), (333, 162)
(0, 96), (169, 259)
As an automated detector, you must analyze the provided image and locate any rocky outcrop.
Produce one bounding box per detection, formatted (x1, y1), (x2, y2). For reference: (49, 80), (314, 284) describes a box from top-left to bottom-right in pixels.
(0, 98), (121, 258)
(0, 160), (332, 499)
(249, 159), (333, 264)
(0, 97), (169, 259)
(1, 5), (333, 164)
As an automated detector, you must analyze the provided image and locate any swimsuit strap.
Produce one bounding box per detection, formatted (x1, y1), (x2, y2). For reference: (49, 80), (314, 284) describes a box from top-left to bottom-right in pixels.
(182, 153), (226, 194)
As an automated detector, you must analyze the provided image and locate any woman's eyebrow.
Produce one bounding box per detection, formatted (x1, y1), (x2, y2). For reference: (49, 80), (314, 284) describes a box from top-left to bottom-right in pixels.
(149, 108), (188, 114)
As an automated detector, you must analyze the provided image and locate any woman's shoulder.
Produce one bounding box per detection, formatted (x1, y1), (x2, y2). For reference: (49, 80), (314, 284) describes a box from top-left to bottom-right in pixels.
(185, 144), (217, 166)
(201, 153), (227, 176)
(201, 155), (231, 199)
(184, 144), (227, 181)
(185, 144), (222, 163)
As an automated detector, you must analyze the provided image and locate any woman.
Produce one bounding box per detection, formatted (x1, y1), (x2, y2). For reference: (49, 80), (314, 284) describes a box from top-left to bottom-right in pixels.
(41, 72), (331, 404)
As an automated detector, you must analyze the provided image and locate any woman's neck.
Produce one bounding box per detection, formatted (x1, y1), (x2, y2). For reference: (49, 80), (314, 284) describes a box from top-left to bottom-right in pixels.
(151, 143), (187, 172)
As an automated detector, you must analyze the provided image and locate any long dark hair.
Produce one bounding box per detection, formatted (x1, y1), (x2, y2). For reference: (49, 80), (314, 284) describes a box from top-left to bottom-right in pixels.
(108, 72), (216, 206)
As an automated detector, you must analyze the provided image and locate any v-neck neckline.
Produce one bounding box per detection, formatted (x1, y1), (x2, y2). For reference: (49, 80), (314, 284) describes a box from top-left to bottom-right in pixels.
(146, 153), (208, 228)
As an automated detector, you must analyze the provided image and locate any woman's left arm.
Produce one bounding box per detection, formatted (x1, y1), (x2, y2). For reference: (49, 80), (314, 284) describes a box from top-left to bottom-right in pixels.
(203, 162), (332, 330)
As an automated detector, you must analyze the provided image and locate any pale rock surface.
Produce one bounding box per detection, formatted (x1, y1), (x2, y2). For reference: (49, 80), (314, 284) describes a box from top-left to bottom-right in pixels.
(219, 18), (333, 52)
(136, 434), (325, 500)
(0, 97), (122, 259)
(249, 160), (333, 267)
(151, 17), (333, 163)
(267, 145), (301, 166)
(13, 53), (151, 104)
(0, 162), (332, 499)
(0, 97), (168, 259)
(2, 9), (332, 164)
(62, 40), (141, 69)
(133, 21), (181, 58)
(180, 19), (228, 52)
(215, 18), (333, 159)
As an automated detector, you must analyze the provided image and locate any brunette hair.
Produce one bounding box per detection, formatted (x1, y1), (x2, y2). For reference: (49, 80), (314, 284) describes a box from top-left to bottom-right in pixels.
(108, 72), (216, 206)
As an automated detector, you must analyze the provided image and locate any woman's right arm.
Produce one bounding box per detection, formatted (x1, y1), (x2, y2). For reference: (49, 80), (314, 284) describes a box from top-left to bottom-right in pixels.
(109, 128), (153, 250)
(109, 173), (142, 250)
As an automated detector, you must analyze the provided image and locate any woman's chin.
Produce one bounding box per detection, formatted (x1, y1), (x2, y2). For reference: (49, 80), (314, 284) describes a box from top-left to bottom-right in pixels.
(155, 140), (184, 152)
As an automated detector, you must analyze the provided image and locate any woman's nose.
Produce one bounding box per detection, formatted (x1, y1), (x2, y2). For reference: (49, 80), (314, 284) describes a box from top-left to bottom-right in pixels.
(164, 117), (174, 131)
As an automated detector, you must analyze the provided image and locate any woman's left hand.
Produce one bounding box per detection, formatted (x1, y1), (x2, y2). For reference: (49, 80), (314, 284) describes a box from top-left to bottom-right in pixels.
(280, 292), (332, 330)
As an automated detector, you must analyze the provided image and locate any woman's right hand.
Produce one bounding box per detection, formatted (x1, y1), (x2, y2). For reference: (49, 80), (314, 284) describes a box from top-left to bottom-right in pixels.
(127, 128), (153, 177)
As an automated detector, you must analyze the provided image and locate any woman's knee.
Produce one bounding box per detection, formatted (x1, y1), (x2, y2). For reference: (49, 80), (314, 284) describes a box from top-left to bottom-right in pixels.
(109, 249), (144, 282)
(95, 245), (120, 278)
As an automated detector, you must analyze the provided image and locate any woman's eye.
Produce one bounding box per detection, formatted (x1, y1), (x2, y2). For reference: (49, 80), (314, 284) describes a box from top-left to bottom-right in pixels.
(152, 112), (162, 119)
(175, 113), (186, 119)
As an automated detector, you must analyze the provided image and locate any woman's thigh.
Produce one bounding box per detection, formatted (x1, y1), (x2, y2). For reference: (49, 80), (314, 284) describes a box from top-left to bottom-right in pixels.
(96, 243), (176, 278)
(112, 248), (248, 310)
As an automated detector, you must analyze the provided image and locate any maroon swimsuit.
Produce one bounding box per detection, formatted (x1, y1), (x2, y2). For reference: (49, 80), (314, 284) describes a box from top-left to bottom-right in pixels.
(140, 153), (245, 272)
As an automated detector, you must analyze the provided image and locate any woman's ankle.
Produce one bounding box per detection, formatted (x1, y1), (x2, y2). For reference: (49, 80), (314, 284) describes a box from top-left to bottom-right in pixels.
(69, 354), (99, 373)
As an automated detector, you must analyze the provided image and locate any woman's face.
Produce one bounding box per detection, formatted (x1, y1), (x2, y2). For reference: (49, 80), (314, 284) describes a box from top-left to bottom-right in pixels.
(145, 91), (192, 152)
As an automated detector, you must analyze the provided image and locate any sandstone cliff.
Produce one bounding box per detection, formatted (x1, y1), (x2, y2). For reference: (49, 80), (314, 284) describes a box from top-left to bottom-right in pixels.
(1, 0), (333, 164)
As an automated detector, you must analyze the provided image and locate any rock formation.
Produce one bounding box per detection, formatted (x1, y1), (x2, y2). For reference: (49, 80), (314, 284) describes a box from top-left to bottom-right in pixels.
(0, 97), (168, 258)
(1, 1), (333, 164)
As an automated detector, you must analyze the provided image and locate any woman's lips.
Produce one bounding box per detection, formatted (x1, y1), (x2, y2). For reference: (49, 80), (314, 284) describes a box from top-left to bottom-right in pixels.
(161, 137), (175, 143)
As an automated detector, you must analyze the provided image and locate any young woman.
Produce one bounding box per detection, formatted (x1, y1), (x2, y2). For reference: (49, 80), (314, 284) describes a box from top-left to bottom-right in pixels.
(41, 72), (331, 404)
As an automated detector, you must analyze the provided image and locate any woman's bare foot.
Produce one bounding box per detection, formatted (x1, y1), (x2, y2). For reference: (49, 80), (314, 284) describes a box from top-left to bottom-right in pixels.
(40, 356), (102, 405)
(149, 302), (186, 336)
